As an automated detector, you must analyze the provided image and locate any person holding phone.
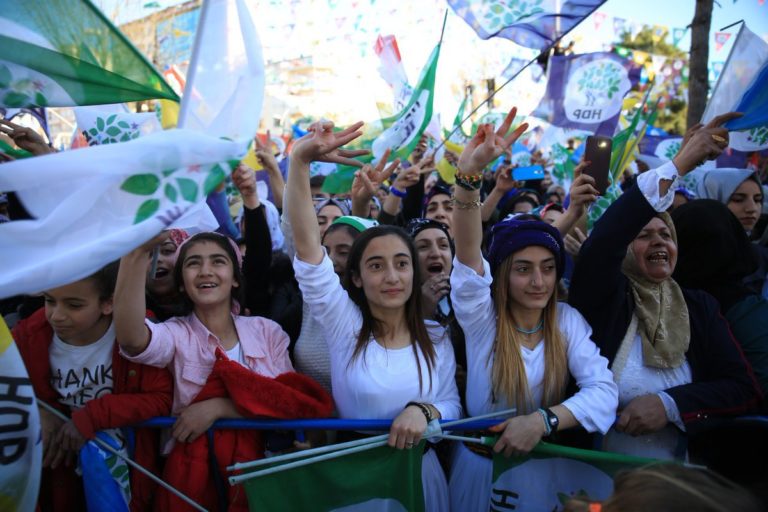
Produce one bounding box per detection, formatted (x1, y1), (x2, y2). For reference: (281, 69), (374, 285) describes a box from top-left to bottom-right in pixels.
(568, 112), (761, 460)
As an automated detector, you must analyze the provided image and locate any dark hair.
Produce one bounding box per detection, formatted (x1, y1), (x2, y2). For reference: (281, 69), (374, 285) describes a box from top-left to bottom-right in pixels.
(86, 261), (120, 301)
(173, 232), (245, 314)
(565, 464), (762, 512)
(344, 225), (436, 391)
(322, 222), (361, 245)
(309, 175), (326, 188)
(500, 194), (539, 219)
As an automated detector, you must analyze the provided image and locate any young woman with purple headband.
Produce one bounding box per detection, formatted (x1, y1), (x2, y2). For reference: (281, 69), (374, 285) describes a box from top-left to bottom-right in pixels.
(448, 108), (618, 511)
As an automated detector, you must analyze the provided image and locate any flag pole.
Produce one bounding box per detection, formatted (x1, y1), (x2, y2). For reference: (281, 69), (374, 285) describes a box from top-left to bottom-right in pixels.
(434, 1), (607, 153)
(227, 408), (517, 474)
(38, 401), (208, 512)
(439, 9), (449, 47)
(177, 0), (212, 127)
(701, 22), (745, 123)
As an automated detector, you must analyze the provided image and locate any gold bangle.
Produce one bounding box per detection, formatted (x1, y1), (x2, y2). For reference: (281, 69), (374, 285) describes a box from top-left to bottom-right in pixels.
(452, 196), (482, 210)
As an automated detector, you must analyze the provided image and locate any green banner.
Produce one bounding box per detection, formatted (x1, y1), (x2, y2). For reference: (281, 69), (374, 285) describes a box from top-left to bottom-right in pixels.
(242, 442), (425, 512)
(0, 0), (179, 107)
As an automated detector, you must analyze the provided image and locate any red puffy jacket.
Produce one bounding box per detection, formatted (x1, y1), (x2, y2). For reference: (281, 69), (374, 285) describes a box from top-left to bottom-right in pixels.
(13, 308), (173, 512)
(155, 349), (334, 512)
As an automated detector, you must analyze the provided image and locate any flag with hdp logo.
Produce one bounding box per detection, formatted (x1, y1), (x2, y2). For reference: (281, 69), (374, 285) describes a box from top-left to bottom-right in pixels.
(490, 442), (657, 511)
(0, 318), (42, 512)
(448, 0), (606, 50)
(532, 52), (640, 136)
(0, 0), (178, 108)
(240, 442), (425, 512)
(0, 0), (264, 299)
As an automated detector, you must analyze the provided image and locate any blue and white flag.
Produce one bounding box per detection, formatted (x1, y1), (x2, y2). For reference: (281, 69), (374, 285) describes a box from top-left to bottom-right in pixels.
(702, 24), (768, 151)
(532, 52), (640, 136)
(447, 0), (606, 50)
(638, 134), (683, 168)
(80, 431), (131, 512)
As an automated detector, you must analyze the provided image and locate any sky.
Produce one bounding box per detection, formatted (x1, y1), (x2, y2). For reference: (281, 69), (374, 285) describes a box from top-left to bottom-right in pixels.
(90, 0), (768, 127)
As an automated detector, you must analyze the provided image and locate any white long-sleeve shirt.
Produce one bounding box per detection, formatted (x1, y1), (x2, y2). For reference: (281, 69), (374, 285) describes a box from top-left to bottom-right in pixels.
(450, 257), (618, 433)
(294, 254), (462, 421)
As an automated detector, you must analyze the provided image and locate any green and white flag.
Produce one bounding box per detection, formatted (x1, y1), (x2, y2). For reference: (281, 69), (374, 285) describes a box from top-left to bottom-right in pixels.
(0, 0), (264, 298)
(372, 45), (441, 161)
(491, 442), (657, 511)
(75, 104), (162, 146)
(241, 443), (425, 512)
(0, 0), (178, 108)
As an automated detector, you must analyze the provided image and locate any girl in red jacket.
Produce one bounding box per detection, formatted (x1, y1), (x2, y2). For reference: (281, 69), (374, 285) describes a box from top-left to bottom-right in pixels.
(13, 262), (173, 511)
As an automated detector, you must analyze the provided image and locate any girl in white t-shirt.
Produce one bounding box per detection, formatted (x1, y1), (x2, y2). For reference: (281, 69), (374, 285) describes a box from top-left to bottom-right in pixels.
(448, 109), (619, 511)
(286, 121), (461, 512)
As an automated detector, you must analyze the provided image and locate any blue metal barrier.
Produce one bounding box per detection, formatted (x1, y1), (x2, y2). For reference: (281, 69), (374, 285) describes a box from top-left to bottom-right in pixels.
(138, 417), (505, 431)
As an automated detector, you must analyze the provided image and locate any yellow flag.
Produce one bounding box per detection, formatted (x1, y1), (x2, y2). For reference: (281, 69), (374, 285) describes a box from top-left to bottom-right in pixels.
(158, 99), (180, 129)
(436, 140), (464, 184)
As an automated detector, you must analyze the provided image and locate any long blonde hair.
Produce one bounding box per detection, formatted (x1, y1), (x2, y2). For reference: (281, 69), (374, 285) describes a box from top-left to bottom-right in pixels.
(490, 255), (568, 413)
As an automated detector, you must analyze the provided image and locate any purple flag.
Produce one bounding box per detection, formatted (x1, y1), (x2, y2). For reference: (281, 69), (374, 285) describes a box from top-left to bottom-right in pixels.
(531, 52), (640, 136)
(447, 0), (606, 50)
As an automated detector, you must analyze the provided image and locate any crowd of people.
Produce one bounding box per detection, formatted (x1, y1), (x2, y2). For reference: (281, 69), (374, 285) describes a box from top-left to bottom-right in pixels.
(2, 106), (767, 511)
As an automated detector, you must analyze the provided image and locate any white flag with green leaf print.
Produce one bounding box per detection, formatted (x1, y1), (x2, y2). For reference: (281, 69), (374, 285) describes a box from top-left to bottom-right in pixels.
(0, 0), (264, 298)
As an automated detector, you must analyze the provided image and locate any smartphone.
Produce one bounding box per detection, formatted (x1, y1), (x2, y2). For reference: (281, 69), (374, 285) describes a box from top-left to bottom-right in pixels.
(512, 165), (545, 181)
(583, 135), (612, 195)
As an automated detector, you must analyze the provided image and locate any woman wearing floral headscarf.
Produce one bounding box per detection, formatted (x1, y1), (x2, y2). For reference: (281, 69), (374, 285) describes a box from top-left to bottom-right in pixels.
(569, 114), (761, 460)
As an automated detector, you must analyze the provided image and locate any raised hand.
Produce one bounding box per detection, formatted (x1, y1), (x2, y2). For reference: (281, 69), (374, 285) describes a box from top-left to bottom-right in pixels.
(391, 166), (420, 192)
(412, 153), (436, 175)
(232, 164), (260, 209)
(493, 164), (520, 194)
(0, 118), (54, 155)
(566, 161), (599, 215)
(672, 111), (742, 174)
(291, 121), (369, 167)
(254, 131), (280, 175)
(350, 149), (400, 214)
(457, 107), (528, 176)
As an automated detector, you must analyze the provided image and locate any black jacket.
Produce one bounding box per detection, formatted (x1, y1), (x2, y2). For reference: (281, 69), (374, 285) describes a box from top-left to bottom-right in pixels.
(569, 185), (761, 433)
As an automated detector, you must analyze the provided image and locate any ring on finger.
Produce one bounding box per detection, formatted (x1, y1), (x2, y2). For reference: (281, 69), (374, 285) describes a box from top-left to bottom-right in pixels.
(711, 134), (727, 143)
(406, 441), (414, 448)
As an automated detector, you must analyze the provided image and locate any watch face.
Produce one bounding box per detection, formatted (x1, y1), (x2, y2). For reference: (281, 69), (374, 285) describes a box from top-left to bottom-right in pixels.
(546, 409), (559, 430)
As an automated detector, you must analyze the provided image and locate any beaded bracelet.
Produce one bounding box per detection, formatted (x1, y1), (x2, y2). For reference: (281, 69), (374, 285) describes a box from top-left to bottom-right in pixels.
(455, 172), (483, 191)
(405, 401), (434, 423)
(389, 185), (407, 198)
(452, 196), (482, 210)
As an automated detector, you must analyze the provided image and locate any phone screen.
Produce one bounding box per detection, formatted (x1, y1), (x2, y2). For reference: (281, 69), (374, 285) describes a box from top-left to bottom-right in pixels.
(582, 135), (612, 195)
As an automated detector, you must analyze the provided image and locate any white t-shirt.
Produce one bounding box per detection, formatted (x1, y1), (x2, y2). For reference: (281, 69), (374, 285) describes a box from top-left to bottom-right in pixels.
(225, 340), (248, 368)
(49, 322), (116, 409)
(293, 254), (462, 422)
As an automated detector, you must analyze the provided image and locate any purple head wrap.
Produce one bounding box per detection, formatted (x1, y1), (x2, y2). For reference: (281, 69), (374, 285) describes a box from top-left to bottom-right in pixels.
(487, 217), (565, 279)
